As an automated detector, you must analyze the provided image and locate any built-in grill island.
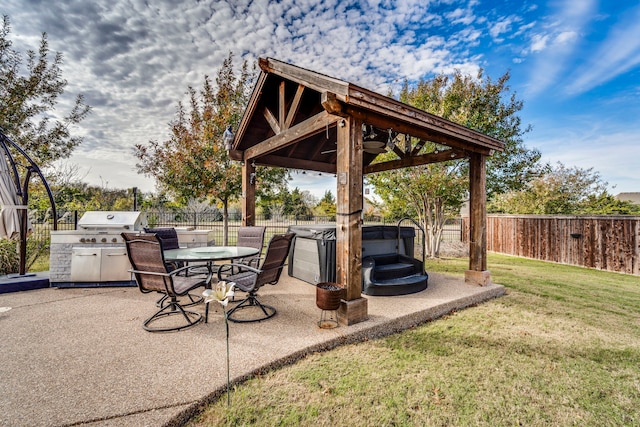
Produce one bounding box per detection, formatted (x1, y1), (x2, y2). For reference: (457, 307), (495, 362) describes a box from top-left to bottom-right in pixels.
(49, 211), (212, 288)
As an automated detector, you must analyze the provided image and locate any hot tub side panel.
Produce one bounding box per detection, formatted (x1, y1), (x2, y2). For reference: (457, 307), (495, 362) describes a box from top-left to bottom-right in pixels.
(287, 225), (337, 284)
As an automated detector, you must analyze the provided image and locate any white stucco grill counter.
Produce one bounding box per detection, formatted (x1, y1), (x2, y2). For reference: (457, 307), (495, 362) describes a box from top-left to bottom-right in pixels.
(49, 211), (212, 287)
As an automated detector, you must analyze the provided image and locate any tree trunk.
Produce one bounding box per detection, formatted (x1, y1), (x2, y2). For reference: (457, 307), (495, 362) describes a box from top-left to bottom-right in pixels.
(222, 199), (229, 246)
(421, 196), (447, 258)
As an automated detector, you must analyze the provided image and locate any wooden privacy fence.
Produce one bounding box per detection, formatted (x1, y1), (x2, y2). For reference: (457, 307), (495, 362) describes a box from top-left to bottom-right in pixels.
(462, 215), (640, 275)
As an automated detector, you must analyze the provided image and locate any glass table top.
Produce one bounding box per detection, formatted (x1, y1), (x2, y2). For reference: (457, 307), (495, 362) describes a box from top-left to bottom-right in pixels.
(164, 246), (259, 261)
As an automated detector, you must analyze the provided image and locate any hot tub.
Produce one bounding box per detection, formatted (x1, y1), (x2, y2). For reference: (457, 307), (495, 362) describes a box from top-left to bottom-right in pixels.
(286, 224), (416, 285)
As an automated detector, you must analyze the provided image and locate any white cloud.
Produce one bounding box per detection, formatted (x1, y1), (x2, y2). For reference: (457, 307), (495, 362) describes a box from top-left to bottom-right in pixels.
(566, 4), (640, 95)
(554, 30), (577, 45)
(489, 17), (513, 39)
(529, 33), (549, 52)
(530, 123), (640, 194)
(523, 0), (597, 96)
(6, 0), (486, 193)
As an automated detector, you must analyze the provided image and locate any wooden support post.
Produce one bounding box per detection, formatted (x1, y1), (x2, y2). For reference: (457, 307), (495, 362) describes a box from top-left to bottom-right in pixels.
(466, 152), (491, 286)
(335, 116), (368, 325)
(242, 160), (256, 226)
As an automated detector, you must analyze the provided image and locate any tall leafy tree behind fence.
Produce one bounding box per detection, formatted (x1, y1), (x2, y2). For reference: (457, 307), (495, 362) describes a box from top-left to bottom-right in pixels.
(134, 53), (289, 244)
(368, 69), (542, 257)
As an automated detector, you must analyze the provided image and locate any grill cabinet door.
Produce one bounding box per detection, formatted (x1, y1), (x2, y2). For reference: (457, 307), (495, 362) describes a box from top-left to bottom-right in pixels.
(70, 248), (102, 282)
(101, 248), (132, 281)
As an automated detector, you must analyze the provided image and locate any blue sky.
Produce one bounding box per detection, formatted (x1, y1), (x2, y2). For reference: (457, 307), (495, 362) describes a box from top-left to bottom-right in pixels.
(3, 0), (639, 198)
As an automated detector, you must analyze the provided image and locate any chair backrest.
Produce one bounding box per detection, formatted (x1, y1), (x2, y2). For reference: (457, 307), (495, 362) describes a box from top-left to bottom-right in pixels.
(144, 227), (180, 250)
(237, 226), (266, 252)
(122, 233), (171, 293)
(256, 233), (295, 286)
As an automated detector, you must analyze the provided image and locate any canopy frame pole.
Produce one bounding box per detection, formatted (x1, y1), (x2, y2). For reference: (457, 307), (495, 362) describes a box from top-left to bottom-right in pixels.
(0, 129), (57, 276)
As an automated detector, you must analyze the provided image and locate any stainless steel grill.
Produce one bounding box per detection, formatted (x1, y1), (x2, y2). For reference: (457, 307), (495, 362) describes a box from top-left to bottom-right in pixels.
(70, 211), (148, 283)
(77, 211), (147, 231)
(50, 211), (211, 287)
(49, 211), (148, 287)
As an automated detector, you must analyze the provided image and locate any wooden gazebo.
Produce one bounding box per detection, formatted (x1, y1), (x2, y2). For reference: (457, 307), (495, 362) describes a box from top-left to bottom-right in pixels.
(230, 58), (505, 325)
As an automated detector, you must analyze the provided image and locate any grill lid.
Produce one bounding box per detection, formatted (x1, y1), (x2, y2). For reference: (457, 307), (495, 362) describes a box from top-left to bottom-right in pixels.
(77, 211), (147, 230)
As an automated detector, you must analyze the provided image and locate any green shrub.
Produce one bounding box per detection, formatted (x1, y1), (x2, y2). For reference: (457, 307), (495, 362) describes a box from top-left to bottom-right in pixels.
(0, 238), (19, 275)
(0, 236), (50, 274)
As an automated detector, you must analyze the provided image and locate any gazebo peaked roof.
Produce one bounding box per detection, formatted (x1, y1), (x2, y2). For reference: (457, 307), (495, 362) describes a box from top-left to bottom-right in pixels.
(233, 57), (504, 326)
(231, 57), (504, 173)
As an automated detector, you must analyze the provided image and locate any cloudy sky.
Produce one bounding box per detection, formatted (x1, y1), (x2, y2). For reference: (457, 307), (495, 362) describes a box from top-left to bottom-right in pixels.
(3, 0), (640, 198)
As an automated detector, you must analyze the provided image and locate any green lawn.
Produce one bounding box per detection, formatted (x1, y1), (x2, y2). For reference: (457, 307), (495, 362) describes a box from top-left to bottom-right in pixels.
(188, 254), (640, 426)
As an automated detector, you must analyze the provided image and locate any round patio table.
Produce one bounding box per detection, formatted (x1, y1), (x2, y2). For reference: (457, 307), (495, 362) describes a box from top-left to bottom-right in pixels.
(164, 246), (260, 322)
(164, 246), (259, 265)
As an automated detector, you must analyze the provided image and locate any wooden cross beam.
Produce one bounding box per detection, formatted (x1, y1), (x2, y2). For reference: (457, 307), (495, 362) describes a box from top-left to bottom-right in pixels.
(364, 149), (468, 174)
(244, 110), (338, 160)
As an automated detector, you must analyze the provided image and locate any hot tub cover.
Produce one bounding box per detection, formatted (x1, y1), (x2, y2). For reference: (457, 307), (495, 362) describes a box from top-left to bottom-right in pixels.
(287, 224), (336, 240)
(286, 224), (414, 241)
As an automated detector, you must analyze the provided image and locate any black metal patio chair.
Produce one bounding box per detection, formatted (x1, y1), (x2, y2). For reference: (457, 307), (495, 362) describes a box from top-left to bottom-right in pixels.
(213, 233), (294, 323)
(144, 227), (181, 270)
(144, 227), (183, 307)
(235, 226), (266, 269)
(122, 233), (210, 332)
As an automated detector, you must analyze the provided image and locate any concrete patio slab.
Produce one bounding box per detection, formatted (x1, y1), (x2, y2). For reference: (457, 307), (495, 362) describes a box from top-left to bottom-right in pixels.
(0, 273), (504, 427)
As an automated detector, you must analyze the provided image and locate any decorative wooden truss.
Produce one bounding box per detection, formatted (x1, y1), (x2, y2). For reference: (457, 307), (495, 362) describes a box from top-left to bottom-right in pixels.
(231, 58), (505, 325)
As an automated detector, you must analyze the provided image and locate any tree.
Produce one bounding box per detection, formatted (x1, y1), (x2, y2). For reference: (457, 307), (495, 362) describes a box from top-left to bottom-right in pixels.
(0, 16), (91, 166)
(256, 185), (281, 219)
(135, 53), (288, 244)
(398, 70), (542, 198)
(581, 194), (640, 215)
(489, 162), (640, 215)
(368, 158), (468, 257)
(259, 186), (315, 219)
(284, 187), (314, 219)
(315, 190), (336, 219)
(29, 179), (136, 213)
(367, 69), (541, 257)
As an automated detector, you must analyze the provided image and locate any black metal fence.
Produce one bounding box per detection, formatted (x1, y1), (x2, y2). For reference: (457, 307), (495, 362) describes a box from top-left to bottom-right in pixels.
(28, 209), (463, 249)
(150, 211), (337, 245)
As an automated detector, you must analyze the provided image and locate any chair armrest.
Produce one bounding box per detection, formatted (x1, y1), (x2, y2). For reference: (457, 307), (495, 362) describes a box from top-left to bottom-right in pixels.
(128, 269), (171, 278)
(217, 263), (262, 280)
(246, 256), (262, 268)
(129, 265), (208, 278)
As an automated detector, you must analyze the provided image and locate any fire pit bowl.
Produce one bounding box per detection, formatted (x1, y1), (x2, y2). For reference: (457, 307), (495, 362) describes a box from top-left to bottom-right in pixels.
(316, 282), (345, 310)
(316, 282), (345, 328)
